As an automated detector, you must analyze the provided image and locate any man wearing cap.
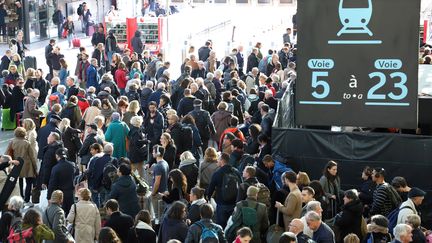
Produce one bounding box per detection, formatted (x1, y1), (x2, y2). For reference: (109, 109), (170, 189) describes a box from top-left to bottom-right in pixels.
(48, 148), (77, 216)
(397, 187), (426, 224)
(188, 98), (216, 151)
(78, 123), (103, 167)
(226, 185), (269, 243)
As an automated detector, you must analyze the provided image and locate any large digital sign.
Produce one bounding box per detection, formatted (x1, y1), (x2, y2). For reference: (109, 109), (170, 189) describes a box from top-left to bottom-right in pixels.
(295, 0), (420, 128)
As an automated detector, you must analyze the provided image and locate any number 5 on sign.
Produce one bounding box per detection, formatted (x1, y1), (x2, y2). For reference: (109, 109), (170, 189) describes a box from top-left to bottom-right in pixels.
(367, 71), (408, 100)
(312, 71), (330, 99)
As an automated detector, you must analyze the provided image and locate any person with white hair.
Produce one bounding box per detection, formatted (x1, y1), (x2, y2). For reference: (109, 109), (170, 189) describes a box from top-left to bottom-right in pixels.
(275, 81), (289, 99)
(127, 115), (148, 177)
(105, 112), (130, 159)
(191, 60), (207, 79)
(23, 88), (44, 128)
(305, 211), (335, 243)
(87, 143), (117, 207)
(0, 195), (24, 240)
(392, 224), (412, 243)
(301, 201), (324, 237)
(100, 73), (121, 99)
(147, 82), (167, 107)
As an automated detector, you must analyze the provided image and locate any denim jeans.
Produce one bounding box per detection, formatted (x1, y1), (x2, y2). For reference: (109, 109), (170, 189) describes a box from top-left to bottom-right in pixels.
(216, 204), (235, 229)
(67, 33), (73, 47)
(91, 187), (108, 208)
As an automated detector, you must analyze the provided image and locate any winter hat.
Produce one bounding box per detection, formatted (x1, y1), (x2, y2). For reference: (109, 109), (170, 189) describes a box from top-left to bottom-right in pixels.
(408, 187), (426, 198)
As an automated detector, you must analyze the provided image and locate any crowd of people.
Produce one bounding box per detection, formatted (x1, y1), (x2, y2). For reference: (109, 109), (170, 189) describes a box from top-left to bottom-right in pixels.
(0, 25), (429, 243)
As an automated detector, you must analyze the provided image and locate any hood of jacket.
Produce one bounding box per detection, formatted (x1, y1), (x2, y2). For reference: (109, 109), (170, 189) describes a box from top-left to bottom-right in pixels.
(342, 198), (363, 214)
(191, 198), (207, 206)
(136, 221), (155, 231)
(274, 160), (290, 174)
(179, 158), (196, 168)
(247, 94), (259, 102)
(115, 175), (134, 188)
(134, 30), (141, 37)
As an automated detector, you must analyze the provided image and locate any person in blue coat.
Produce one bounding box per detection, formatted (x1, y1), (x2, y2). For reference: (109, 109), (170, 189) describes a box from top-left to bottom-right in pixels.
(108, 163), (140, 218)
(148, 82), (166, 106)
(86, 58), (100, 90)
(263, 154), (293, 190)
(177, 88), (196, 117)
(105, 112), (129, 159)
(48, 148), (78, 216)
(36, 115), (62, 160)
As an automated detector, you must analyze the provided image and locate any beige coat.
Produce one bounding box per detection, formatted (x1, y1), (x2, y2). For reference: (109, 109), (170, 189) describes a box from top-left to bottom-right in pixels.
(23, 96), (43, 127)
(67, 200), (101, 243)
(11, 138), (38, 178)
(279, 187), (302, 231)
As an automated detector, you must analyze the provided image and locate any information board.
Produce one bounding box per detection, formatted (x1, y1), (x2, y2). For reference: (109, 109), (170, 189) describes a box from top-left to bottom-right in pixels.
(295, 0), (420, 128)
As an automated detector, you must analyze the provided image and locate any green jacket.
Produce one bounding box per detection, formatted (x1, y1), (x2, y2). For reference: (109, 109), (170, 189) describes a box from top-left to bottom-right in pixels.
(105, 120), (130, 159)
(22, 223), (55, 243)
(225, 198), (269, 243)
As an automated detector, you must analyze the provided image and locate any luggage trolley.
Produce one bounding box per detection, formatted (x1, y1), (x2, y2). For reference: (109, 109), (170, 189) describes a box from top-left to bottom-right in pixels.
(337, 0), (373, 36)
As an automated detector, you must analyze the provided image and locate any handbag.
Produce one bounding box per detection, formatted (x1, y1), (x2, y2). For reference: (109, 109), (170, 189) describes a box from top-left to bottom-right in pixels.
(62, 29), (68, 38)
(31, 187), (40, 204)
(68, 203), (77, 236)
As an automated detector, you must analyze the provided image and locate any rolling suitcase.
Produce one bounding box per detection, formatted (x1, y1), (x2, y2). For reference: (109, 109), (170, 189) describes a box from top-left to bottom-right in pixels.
(266, 209), (284, 243)
(1, 108), (16, 130)
(24, 56), (37, 70)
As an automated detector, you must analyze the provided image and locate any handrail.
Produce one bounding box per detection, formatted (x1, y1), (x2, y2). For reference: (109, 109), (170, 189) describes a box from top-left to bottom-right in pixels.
(193, 19), (232, 37)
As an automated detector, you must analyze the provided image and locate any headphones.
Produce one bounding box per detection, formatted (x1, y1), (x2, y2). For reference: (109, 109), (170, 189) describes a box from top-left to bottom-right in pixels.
(154, 145), (162, 157)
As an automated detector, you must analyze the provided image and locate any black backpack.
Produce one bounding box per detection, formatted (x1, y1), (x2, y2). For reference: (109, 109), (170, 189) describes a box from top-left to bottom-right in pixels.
(179, 125), (193, 152)
(221, 167), (240, 202)
(146, 60), (158, 79)
(77, 4), (83, 16)
(102, 161), (117, 190)
(52, 10), (59, 25)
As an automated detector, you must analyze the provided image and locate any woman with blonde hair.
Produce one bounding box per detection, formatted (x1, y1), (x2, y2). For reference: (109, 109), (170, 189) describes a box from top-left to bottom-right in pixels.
(9, 127), (37, 203)
(59, 118), (82, 163)
(160, 132), (176, 169)
(179, 151), (198, 193)
(297, 171), (311, 191)
(198, 147), (219, 189)
(22, 118), (38, 155)
(123, 100), (140, 127)
(9, 53), (25, 78)
(67, 188), (101, 243)
(63, 16), (75, 48)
